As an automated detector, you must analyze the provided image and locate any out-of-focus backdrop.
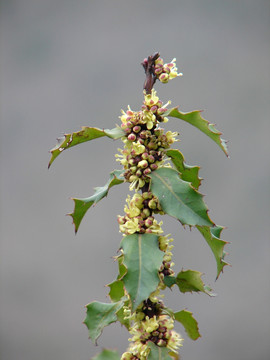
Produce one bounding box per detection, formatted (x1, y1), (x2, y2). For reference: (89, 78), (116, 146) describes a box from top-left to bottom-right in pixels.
(1, 1), (270, 359)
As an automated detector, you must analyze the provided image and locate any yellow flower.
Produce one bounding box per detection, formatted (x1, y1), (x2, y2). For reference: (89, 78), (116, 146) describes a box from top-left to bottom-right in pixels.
(148, 220), (163, 234)
(132, 141), (145, 155)
(142, 316), (159, 333)
(120, 106), (135, 125)
(144, 89), (160, 108)
(124, 195), (142, 218)
(120, 217), (140, 234)
(167, 330), (183, 351)
(165, 130), (179, 144)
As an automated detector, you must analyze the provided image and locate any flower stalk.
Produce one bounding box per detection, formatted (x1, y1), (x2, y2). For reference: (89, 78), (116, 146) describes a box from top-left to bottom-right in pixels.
(49, 52), (229, 359)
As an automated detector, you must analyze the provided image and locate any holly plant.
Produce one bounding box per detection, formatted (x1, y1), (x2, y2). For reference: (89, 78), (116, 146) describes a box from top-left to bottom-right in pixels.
(49, 53), (229, 360)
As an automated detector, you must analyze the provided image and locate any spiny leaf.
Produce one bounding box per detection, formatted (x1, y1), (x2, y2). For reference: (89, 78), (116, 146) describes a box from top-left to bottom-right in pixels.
(176, 269), (213, 296)
(92, 349), (120, 360)
(84, 300), (123, 344)
(117, 255), (127, 280)
(69, 169), (124, 233)
(120, 233), (164, 311)
(166, 149), (202, 189)
(147, 342), (177, 360)
(174, 310), (201, 340)
(149, 167), (214, 227)
(165, 107), (228, 156)
(48, 126), (125, 167)
(197, 225), (229, 279)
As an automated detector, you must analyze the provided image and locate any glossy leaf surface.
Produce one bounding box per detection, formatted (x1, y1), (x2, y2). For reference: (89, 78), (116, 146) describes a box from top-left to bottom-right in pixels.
(149, 167), (213, 227)
(84, 300), (123, 344)
(48, 126), (125, 167)
(120, 233), (164, 311)
(69, 169), (124, 233)
(165, 107), (228, 156)
(174, 310), (201, 340)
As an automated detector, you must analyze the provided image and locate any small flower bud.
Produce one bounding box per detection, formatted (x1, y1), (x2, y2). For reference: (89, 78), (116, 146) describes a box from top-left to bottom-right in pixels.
(128, 158), (136, 166)
(133, 125), (141, 133)
(136, 169), (142, 177)
(150, 105), (158, 112)
(137, 138), (144, 145)
(130, 166), (137, 173)
(138, 159), (148, 168)
(150, 163), (158, 171)
(148, 154), (155, 163)
(157, 339), (167, 347)
(145, 216), (154, 227)
(143, 167), (151, 176)
(159, 73), (169, 83)
(141, 152), (149, 160)
(157, 107), (166, 115)
(143, 208), (151, 218)
(129, 175), (137, 182)
(126, 121), (133, 128)
(142, 192), (151, 200)
(154, 66), (163, 75)
(148, 199), (157, 210)
(128, 133), (136, 141)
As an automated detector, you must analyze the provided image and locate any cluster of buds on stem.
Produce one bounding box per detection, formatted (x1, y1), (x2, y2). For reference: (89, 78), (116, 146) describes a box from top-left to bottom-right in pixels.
(158, 235), (175, 280)
(118, 55), (183, 359)
(121, 313), (183, 360)
(116, 89), (178, 191)
(117, 192), (164, 235)
(154, 57), (183, 83)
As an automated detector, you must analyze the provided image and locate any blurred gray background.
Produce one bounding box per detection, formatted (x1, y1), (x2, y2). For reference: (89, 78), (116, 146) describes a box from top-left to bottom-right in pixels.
(1, 1), (270, 359)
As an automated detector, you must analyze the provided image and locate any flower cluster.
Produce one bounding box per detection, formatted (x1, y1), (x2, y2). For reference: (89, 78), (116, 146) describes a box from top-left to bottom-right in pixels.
(159, 235), (175, 279)
(116, 90), (178, 190)
(117, 192), (164, 235)
(154, 57), (183, 84)
(118, 57), (184, 359)
(121, 314), (183, 360)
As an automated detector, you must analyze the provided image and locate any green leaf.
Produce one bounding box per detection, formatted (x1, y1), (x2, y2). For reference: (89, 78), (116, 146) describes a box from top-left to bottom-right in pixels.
(147, 342), (176, 360)
(84, 300), (123, 344)
(69, 169), (124, 233)
(149, 167), (214, 227)
(197, 225), (229, 279)
(174, 310), (201, 340)
(120, 233), (164, 311)
(166, 149), (202, 189)
(117, 255), (127, 280)
(48, 126), (125, 168)
(92, 349), (120, 360)
(107, 280), (125, 302)
(176, 269), (210, 294)
(163, 275), (176, 288)
(165, 107), (228, 156)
